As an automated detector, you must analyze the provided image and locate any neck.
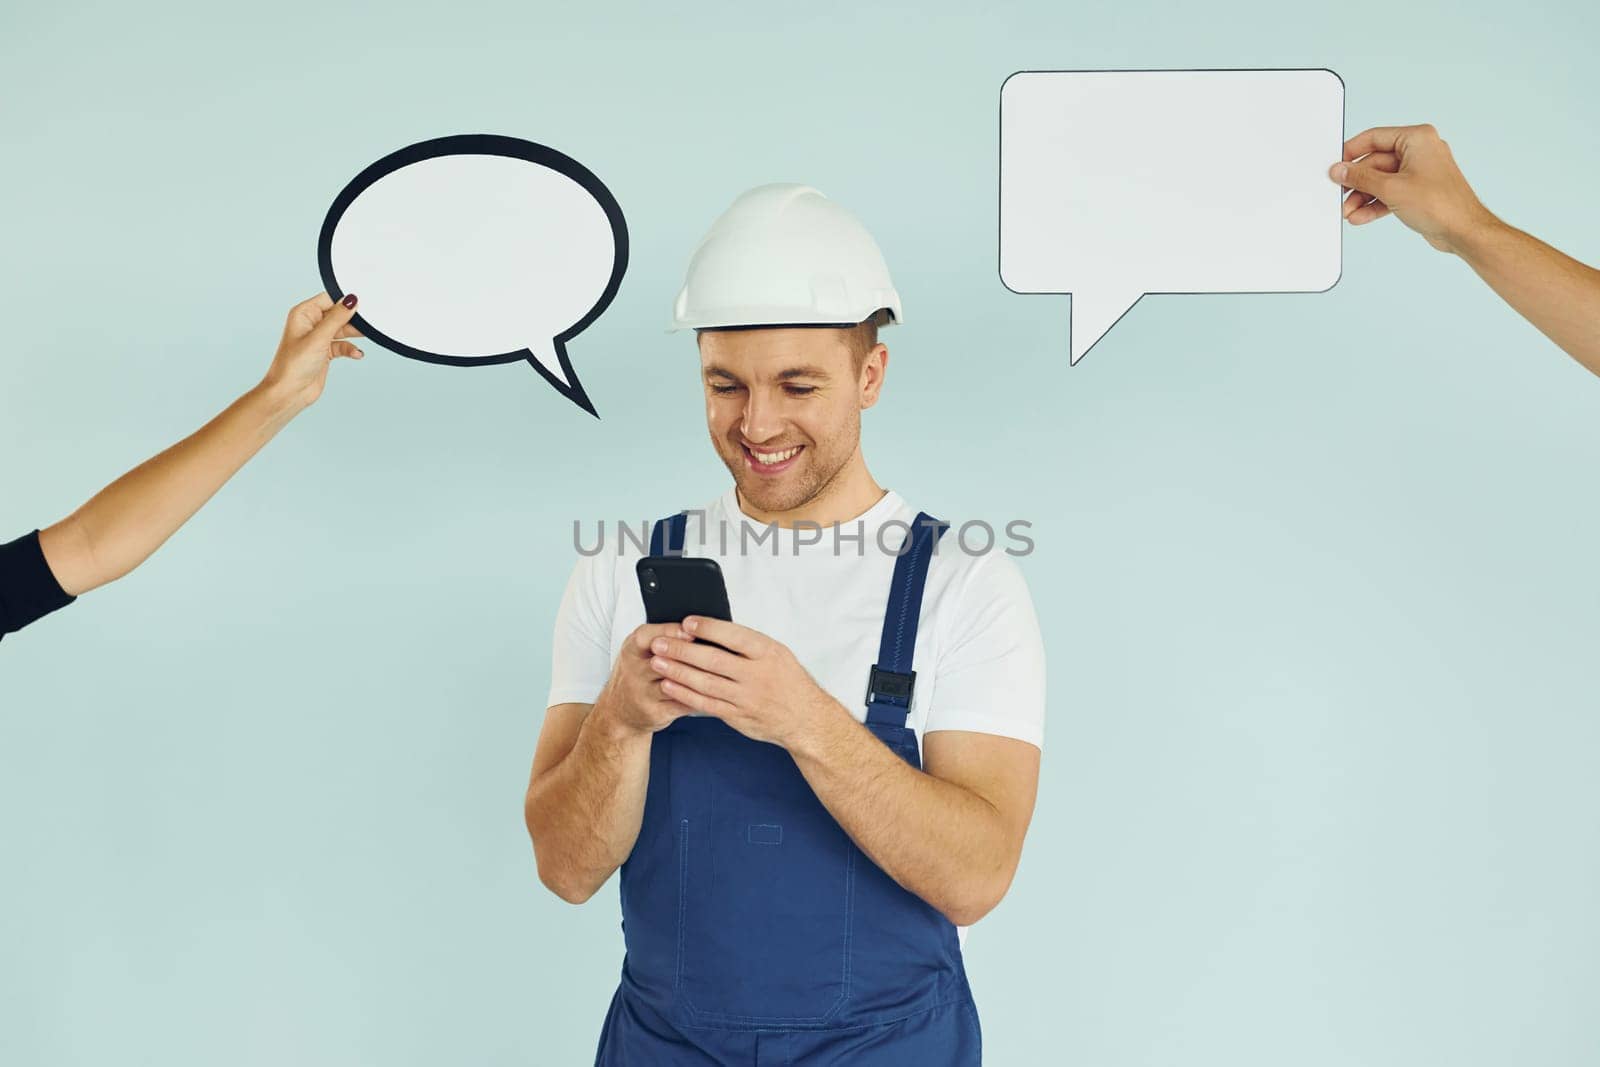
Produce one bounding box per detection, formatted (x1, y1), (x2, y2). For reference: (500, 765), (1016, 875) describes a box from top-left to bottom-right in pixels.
(734, 451), (885, 528)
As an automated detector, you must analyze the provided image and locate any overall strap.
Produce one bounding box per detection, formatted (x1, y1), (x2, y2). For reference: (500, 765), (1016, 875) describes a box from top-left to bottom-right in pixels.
(865, 512), (949, 726)
(648, 512), (689, 556)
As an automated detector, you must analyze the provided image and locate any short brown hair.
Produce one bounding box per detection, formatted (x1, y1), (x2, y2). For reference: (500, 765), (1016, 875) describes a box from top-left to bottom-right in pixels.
(842, 307), (894, 371)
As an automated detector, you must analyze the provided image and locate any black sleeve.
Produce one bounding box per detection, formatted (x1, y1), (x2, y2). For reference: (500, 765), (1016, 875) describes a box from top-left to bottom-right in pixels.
(0, 530), (77, 641)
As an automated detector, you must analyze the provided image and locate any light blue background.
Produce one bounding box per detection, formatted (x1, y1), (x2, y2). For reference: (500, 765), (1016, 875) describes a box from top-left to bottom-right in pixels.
(3, 1), (1598, 1064)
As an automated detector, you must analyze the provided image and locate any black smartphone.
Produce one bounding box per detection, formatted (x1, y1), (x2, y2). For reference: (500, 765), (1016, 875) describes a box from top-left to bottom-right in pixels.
(637, 556), (733, 652)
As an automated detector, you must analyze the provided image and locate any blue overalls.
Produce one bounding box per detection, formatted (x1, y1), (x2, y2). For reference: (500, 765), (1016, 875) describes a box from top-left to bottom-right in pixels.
(593, 510), (983, 1066)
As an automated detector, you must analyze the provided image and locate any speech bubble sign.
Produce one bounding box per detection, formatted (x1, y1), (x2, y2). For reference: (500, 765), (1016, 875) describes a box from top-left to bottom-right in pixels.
(317, 134), (627, 416)
(1000, 69), (1344, 364)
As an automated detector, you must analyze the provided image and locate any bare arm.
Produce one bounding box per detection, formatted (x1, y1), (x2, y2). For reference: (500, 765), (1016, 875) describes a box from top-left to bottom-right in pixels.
(523, 698), (653, 904)
(1453, 221), (1600, 378)
(791, 713), (1040, 927)
(37, 293), (364, 596)
(524, 622), (693, 904)
(1331, 123), (1600, 379)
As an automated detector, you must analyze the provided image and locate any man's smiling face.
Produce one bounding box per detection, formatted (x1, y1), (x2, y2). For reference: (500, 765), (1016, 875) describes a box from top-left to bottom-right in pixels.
(698, 326), (878, 515)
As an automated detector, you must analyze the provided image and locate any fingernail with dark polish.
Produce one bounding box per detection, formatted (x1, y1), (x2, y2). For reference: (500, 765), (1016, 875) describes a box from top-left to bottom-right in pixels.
(342, 293), (358, 308)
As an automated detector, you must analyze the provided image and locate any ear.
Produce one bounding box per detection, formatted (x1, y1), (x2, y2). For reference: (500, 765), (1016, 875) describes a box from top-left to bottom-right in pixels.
(860, 343), (888, 410)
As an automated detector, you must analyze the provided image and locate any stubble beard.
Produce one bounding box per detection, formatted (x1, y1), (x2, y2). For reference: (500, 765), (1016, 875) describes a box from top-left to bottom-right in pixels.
(716, 427), (856, 516)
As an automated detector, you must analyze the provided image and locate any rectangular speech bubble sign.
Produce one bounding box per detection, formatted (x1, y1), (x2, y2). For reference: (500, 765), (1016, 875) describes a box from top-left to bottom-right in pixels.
(1000, 68), (1345, 364)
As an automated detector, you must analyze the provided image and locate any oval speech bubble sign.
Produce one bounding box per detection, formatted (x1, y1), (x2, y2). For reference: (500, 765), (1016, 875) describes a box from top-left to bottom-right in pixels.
(317, 134), (627, 416)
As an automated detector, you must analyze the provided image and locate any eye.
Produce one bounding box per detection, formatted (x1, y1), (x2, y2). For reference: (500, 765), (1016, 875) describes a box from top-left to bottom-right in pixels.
(784, 385), (817, 397)
(708, 383), (741, 395)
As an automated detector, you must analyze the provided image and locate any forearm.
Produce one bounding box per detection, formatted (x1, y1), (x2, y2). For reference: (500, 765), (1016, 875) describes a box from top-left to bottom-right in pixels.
(790, 703), (1015, 926)
(39, 380), (304, 596)
(1455, 215), (1600, 378)
(525, 697), (654, 904)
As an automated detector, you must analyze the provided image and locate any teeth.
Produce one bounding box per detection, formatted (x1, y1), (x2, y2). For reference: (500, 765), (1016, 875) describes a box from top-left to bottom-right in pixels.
(752, 446), (800, 465)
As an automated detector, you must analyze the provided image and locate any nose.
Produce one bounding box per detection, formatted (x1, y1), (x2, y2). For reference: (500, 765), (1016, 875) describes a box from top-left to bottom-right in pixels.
(740, 388), (783, 444)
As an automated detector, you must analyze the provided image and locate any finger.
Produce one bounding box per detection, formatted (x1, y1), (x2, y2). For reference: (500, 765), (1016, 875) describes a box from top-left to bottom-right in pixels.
(651, 677), (696, 704)
(335, 323), (365, 340)
(1349, 150), (1398, 175)
(308, 293), (360, 345)
(649, 655), (737, 704)
(1348, 201), (1393, 225)
(681, 616), (763, 656)
(331, 341), (365, 360)
(650, 635), (744, 680)
(291, 292), (334, 319)
(1329, 159), (1396, 200)
(1343, 126), (1407, 162)
(646, 682), (694, 718)
(658, 678), (738, 719)
(632, 622), (693, 652)
(284, 292), (334, 339)
(1342, 189), (1375, 219)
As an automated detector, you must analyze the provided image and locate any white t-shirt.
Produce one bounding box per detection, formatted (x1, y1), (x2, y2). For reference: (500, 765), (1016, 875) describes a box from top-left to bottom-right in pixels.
(545, 486), (1047, 947)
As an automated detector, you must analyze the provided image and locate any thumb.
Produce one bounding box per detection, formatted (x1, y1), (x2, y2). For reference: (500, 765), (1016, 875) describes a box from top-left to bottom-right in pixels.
(309, 292), (360, 345)
(1331, 161), (1395, 200)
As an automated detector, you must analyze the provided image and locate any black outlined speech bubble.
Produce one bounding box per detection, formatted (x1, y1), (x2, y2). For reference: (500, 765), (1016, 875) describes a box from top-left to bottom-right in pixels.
(317, 134), (628, 416)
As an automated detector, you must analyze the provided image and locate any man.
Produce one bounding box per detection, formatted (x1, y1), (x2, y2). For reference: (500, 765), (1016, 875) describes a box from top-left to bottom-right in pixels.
(525, 184), (1046, 1064)
(1332, 123), (1600, 378)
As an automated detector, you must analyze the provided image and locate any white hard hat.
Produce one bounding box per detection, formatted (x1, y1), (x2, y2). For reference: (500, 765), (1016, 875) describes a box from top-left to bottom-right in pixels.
(669, 183), (903, 331)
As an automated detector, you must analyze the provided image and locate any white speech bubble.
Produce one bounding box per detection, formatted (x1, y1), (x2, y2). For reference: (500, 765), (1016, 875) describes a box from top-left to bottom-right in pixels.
(318, 134), (628, 415)
(1000, 69), (1344, 364)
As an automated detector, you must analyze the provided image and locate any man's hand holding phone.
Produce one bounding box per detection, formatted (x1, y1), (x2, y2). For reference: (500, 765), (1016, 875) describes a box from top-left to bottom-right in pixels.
(647, 616), (847, 754)
(593, 622), (698, 737)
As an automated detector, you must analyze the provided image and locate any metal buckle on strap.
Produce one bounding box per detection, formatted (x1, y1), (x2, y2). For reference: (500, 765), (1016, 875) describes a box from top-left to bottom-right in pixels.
(865, 664), (916, 708)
